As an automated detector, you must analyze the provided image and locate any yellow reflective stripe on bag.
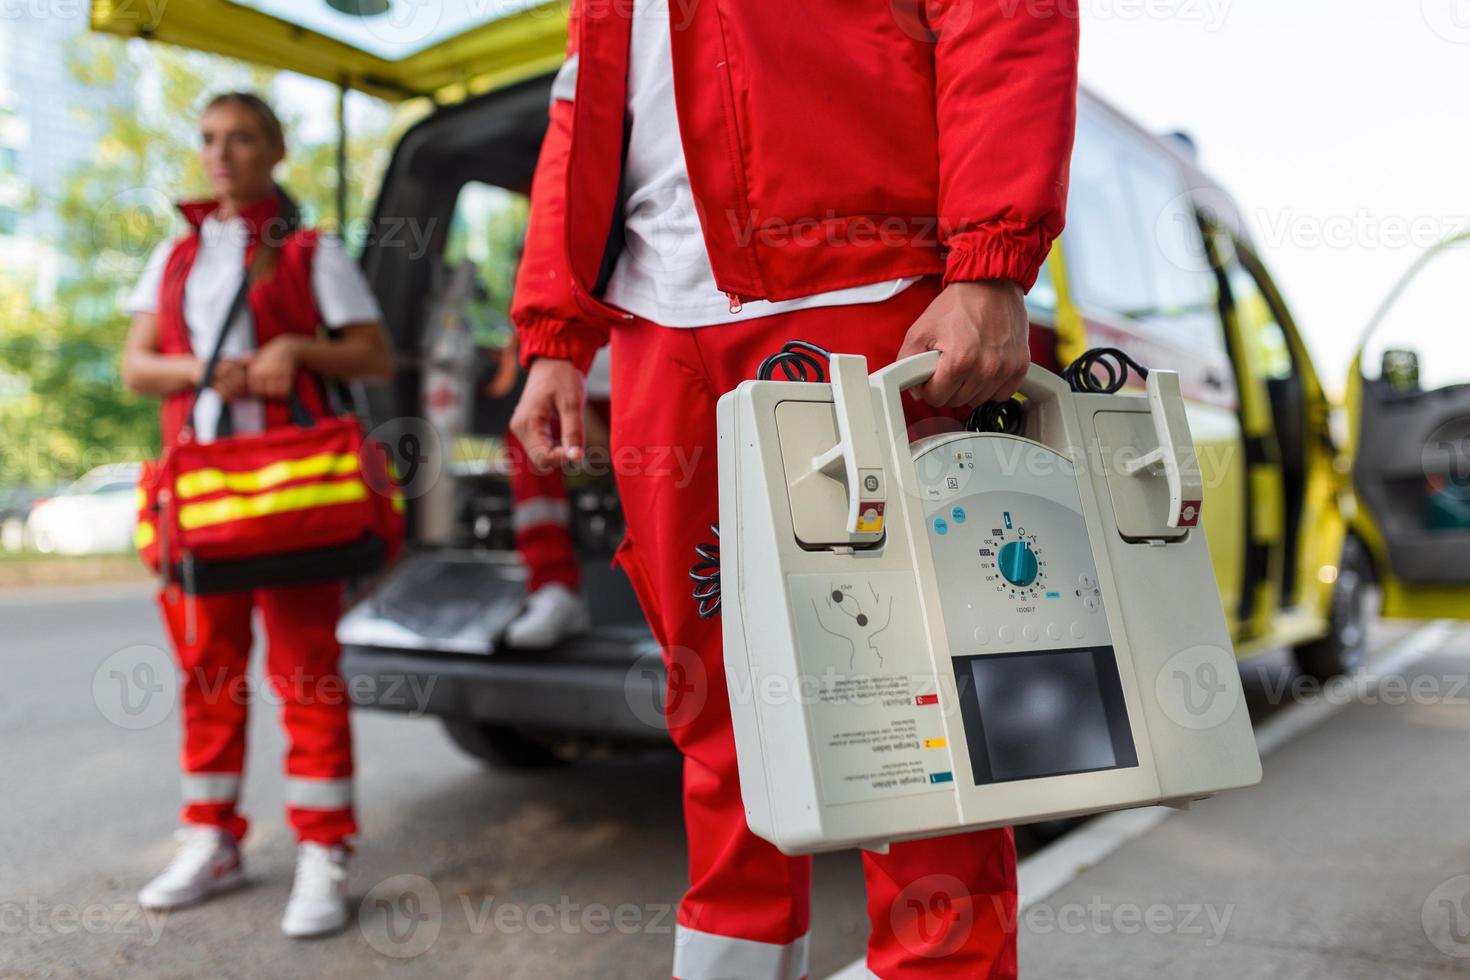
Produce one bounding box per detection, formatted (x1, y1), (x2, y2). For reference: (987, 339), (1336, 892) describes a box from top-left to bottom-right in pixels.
(174, 451), (361, 501)
(177, 478), (369, 531)
(135, 521), (156, 549)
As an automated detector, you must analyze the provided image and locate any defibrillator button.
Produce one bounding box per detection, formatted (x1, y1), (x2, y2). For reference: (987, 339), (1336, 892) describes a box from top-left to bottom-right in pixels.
(1047, 622), (1063, 641)
(974, 626), (991, 645)
(997, 625), (1016, 644)
(1070, 621), (1086, 639)
(1022, 624), (1039, 642)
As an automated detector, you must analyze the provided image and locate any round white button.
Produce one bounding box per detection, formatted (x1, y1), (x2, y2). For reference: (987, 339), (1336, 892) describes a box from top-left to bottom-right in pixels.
(1070, 621), (1086, 639)
(997, 625), (1016, 644)
(1022, 624), (1038, 642)
(973, 627), (991, 646)
(1046, 622), (1063, 641)
(1079, 573), (1096, 590)
(1083, 596), (1101, 613)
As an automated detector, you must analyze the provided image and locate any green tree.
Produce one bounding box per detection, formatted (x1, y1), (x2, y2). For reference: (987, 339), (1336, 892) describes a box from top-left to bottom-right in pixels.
(0, 33), (397, 488)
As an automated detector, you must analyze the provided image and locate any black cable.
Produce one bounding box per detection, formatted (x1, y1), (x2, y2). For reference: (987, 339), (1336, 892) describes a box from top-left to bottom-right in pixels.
(1061, 347), (1150, 394)
(689, 525), (721, 619)
(756, 340), (832, 382)
(965, 398), (1026, 435)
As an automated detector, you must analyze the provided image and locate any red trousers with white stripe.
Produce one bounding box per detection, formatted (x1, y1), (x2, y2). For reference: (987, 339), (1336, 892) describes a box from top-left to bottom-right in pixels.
(607, 277), (1019, 980)
(156, 580), (354, 845)
(506, 430), (580, 593)
(506, 399), (612, 593)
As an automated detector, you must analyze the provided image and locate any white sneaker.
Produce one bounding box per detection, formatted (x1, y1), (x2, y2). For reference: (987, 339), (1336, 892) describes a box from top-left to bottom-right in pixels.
(138, 826), (245, 910)
(281, 842), (350, 938)
(505, 583), (590, 649)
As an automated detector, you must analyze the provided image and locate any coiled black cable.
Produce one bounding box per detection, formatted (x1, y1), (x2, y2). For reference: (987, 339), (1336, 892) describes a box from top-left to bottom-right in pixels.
(1061, 347), (1150, 394)
(965, 398), (1026, 435)
(756, 340), (832, 382)
(690, 341), (835, 619)
(689, 525), (721, 619)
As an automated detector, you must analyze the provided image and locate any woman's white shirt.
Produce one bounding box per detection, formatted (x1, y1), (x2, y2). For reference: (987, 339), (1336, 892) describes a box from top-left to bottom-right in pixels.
(127, 213), (383, 443)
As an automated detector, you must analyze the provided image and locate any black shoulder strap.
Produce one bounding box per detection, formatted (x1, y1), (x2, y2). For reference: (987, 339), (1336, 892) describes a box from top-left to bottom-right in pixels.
(183, 240), (315, 438)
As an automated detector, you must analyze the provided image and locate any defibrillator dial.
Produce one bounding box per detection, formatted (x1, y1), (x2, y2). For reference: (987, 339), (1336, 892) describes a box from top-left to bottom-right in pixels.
(979, 527), (1046, 599)
(998, 540), (1040, 587)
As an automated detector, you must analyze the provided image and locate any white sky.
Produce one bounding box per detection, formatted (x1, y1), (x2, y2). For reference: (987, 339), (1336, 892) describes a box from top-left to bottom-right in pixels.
(1077, 1), (1470, 392)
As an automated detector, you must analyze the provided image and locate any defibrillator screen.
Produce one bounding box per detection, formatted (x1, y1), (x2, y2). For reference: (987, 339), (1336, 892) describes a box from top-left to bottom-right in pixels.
(953, 647), (1137, 785)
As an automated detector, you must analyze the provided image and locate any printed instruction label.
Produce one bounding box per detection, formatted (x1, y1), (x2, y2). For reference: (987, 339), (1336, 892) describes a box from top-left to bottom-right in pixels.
(788, 572), (952, 806)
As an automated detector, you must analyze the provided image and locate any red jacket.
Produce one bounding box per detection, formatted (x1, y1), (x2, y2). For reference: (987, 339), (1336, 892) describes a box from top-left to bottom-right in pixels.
(511, 0), (1080, 373)
(156, 195), (332, 447)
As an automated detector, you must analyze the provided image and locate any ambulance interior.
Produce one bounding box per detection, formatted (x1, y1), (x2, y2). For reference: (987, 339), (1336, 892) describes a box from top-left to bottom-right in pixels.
(340, 79), (656, 767)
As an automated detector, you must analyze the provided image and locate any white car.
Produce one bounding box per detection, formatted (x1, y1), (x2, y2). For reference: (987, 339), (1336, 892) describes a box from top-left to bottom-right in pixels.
(24, 463), (141, 555)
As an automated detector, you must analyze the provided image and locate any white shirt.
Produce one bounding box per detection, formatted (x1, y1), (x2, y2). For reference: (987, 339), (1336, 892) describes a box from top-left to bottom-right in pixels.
(128, 213), (383, 442)
(597, 0), (918, 327)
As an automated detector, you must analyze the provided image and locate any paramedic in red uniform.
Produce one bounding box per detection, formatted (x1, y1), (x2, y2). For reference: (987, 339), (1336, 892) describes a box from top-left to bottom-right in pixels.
(120, 92), (394, 938)
(510, 0), (1079, 975)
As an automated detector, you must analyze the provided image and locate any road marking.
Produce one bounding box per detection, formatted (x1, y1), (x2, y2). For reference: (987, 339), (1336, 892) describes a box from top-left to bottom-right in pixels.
(824, 619), (1457, 980)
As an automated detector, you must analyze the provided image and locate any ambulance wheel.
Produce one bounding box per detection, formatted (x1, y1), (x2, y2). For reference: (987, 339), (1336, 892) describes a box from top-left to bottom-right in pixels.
(441, 719), (569, 769)
(1293, 536), (1371, 682)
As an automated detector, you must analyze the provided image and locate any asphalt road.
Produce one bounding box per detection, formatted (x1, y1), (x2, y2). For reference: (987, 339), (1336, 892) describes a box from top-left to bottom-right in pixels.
(0, 586), (1456, 979)
(0, 584), (876, 979)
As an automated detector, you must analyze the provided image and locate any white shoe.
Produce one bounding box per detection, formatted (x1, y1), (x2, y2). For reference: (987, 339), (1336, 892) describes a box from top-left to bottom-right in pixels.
(281, 842), (351, 938)
(138, 826), (245, 910)
(505, 583), (590, 649)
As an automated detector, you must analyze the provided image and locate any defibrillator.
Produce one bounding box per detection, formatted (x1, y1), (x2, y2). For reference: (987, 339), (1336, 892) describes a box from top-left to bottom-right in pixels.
(716, 346), (1262, 855)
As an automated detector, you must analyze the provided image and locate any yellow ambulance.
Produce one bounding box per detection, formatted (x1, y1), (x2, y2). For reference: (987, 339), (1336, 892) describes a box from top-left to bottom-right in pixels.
(93, 1), (1470, 763)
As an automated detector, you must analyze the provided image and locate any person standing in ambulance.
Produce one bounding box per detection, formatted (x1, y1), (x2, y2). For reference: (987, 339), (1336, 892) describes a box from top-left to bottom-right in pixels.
(509, 0), (1077, 975)
(120, 92), (394, 938)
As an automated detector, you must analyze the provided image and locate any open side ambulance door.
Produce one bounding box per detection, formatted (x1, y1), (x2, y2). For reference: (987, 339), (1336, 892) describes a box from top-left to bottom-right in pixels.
(1348, 231), (1470, 619)
(90, 0), (566, 103)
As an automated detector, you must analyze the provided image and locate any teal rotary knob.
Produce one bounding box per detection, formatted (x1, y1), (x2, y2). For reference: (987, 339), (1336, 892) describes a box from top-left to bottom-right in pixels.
(998, 540), (1039, 587)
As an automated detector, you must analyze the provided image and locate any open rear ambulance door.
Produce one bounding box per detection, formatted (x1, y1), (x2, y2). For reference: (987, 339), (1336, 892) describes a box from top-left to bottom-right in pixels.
(90, 0), (566, 103)
(1348, 232), (1470, 619)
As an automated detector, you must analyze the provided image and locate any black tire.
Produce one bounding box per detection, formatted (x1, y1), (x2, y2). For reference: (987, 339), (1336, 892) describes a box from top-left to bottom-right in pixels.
(1293, 536), (1372, 681)
(440, 719), (569, 769)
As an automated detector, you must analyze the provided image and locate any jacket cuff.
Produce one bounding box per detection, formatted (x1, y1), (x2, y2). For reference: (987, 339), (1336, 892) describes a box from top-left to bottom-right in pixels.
(516, 316), (606, 374)
(942, 228), (1052, 293)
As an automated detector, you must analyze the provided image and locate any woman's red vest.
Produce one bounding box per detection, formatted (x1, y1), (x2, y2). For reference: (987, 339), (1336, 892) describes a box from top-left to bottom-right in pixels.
(155, 194), (333, 448)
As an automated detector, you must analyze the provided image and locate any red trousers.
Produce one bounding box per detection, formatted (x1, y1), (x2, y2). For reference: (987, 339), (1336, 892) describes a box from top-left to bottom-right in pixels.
(607, 277), (1018, 980)
(156, 580), (354, 845)
(506, 398), (612, 593)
